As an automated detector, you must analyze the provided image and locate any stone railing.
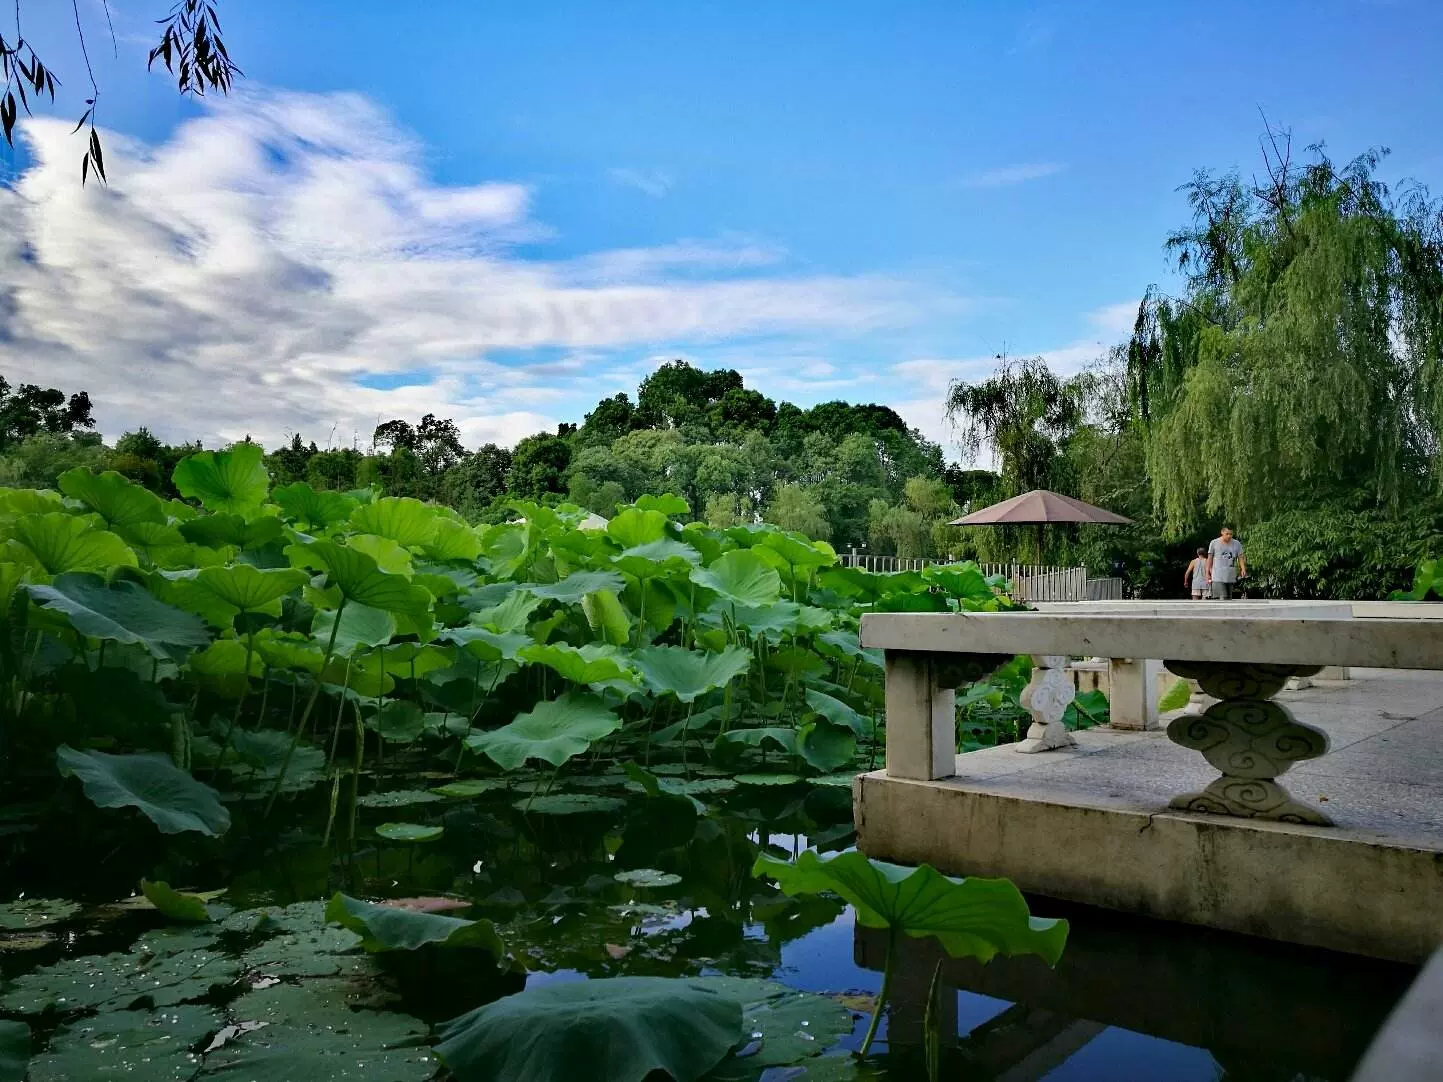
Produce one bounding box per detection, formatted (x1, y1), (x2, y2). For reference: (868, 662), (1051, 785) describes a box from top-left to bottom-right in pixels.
(858, 608), (1443, 825)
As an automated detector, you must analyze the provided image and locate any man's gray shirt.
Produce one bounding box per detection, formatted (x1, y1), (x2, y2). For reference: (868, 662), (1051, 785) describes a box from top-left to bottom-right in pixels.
(1208, 537), (1243, 583)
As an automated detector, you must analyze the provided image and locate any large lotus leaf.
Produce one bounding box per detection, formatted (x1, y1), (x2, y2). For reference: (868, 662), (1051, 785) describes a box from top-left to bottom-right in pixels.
(527, 569), (626, 603)
(326, 893), (507, 958)
(313, 602), (396, 654)
(379, 641), (455, 677)
(189, 639), (264, 696)
(441, 626), (531, 662)
(0, 1021), (26, 1082)
(319, 652), (395, 697)
(56, 745), (231, 836)
(192, 564), (308, 614)
(518, 642), (637, 688)
(25, 1004), (217, 1082)
(607, 507), (669, 549)
(760, 532), (836, 571)
(202, 978), (437, 1081)
(804, 689), (869, 737)
(302, 540), (432, 615)
(923, 562), (992, 600)
(465, 693), (621, 771)
(517, 793), (627, 816)
(367, 701), (427, 744)
(348, 532), (414, 574)
(28, 572), (210, 658)
(479, 522), (531, 578)
(253, 629), (324, 673)
(727, 601), (821, 637)
(58, 468), (167, 529)
(753, 850), (1068, 965)
(634, 645), (751, 703)
(715, 727), (798, 756)
(0, 487), (63, 517)
(423, 517), (483, 562)
(172, 443), (269, 515)
(0, 898), (80, 931)
(140, 880), (212, 923)
(619, 536), (701, 568)
(349, 496), (441, 548)
(817, 566), (883, 601)
(177, 512), (285, 550)
(272, 481), (357, 527)
(582, 588), (631, 646)
(690, 550), (781, 607)
(434, 976), (743, 1082)
(4, 512), (138, 576)
(470, 590), (542, 633)
(633, 493), (690, 516)
(796, 717), (857, 773)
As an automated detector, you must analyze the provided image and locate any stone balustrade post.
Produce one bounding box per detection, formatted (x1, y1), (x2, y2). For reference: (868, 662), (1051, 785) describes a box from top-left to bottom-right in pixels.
(1108, 658), (1162, 731)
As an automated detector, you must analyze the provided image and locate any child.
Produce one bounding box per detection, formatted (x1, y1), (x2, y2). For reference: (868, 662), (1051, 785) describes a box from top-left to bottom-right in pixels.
(1184, 548), (1209, 599)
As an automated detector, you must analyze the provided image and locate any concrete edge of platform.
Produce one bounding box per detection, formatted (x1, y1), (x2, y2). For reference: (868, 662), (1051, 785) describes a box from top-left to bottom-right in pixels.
(854, 770), (1443, 963)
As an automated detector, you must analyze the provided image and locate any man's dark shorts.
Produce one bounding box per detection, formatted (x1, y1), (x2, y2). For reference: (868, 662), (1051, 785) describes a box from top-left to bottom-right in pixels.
(1211, 581), (1236, 600)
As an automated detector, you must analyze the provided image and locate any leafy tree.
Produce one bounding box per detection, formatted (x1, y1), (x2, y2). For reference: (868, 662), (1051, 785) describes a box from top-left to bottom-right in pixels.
(0, 376), (94, 450)
(579, 393), (639, 445)
(440, 444), (512, 516)
(765, 483), (830, 540)
(508, 432), (573, 498)
(0, 431), (106, 488)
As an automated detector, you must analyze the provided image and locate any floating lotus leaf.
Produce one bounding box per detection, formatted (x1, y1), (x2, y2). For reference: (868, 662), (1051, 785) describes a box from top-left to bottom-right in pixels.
(4, 512), (138, 577)
(0, 938), (238, 1015)
(375, 822), (445, 842)
(613, 868), (681, 888)
(694, 977), (855, 1078)
(465, 693), (621, 771)
(0, 1020), (26, 1082)
(0, 898), (80, 931)
(690, 550), (781, 607)
(272, 481), (357, 527)
(140, 880), (212, 923)
(356, 788), (445, 808)
(203, 979), (437, 1081)
(807, 773), (860, 788)
(58, 468), (167, 530)
(172, 443), (269, 515)
(516, 794), (627, 816)
(734, 773), (802, 787)
(301, 540), (431, 616)
(56, 745), (231, 836)
(434, 976), (742, 1082)
(26, 1004), (218, 1082)
(28, 572), (210, 659)
(752, 849), (1068, 966)
(633, 645), (751, 702)
(432, 779), (506, 798)
(326, 893), (506, 958)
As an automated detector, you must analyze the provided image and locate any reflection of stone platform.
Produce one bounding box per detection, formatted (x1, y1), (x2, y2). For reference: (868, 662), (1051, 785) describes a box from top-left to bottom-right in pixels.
(855, 670), (1443, 962)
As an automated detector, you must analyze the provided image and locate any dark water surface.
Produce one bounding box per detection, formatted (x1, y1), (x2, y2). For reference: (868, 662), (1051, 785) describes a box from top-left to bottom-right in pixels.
(0, 774), (1414, 1080)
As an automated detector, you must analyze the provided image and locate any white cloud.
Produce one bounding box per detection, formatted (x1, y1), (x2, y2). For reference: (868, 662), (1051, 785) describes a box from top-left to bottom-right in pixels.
(961, 163), (1064, 188)
(607, 167), (673, 198)
(1088, 299), (1141, 338)
(0, 90), (938, 448)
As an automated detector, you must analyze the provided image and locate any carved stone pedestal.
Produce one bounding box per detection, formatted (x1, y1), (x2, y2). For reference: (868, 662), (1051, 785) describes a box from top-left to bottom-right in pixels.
(1162, 661), (1331, 825)
(1016, 654), (1078, 753)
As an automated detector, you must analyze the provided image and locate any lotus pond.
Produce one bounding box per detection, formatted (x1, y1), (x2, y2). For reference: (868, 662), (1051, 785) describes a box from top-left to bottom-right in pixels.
(0, 450), (1415, 1080)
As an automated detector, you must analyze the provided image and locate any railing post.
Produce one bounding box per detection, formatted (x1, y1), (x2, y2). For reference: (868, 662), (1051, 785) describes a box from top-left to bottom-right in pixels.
(1108, 658), (1161, 730)
(884, 651), (956, 780)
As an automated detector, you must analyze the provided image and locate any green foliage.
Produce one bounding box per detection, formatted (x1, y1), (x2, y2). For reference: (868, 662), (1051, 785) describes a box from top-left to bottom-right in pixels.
(140, 880), (212, 922)
(434, 976), (744, 1082)
(56, 746), (231, 836)
(172, 443), (270, 515)
(325, 893), (506, 957)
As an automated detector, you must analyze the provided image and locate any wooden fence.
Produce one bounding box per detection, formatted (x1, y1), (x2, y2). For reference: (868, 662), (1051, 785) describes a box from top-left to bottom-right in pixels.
(835, 551), (1128, 602)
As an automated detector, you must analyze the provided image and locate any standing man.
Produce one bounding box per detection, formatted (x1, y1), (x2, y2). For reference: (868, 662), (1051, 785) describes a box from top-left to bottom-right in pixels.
(1206, 526), (1247, 600)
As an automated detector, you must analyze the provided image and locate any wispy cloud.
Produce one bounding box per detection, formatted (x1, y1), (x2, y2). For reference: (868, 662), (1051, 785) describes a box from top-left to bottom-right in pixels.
(607, 167), (674, 198)
(0, 90), (944, 448)
(961, 162), (1064, 189)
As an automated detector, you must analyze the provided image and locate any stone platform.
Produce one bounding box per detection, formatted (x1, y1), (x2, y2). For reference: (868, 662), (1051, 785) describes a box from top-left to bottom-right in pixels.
(855, 669), (1443, 962)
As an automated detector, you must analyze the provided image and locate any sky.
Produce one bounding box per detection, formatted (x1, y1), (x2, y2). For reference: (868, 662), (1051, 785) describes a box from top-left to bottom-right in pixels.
(1, 0), (1440, 460)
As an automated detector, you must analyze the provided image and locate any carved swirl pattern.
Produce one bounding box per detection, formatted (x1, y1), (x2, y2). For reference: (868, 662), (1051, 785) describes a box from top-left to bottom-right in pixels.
(1021, 665), (1074, 728)
(1161, 661), (1333, 825)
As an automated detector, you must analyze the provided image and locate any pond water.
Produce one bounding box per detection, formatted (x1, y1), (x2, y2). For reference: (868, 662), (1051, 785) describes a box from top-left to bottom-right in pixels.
(0, 771), (1414, 1080)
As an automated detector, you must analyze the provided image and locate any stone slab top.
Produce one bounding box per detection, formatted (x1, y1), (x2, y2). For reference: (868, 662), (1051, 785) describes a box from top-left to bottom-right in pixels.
(858, 611), (1443, 669)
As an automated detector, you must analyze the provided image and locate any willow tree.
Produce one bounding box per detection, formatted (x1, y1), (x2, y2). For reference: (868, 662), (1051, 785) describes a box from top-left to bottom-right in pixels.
(1131, 134), (1443, 533)
(945, 356), (1083, 495)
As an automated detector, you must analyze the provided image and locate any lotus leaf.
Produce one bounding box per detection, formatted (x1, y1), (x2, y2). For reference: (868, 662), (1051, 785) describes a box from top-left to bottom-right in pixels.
(326, 893), (506, 958)
(715, 727), (798, 756)
(519, 641), (637, 688)
(302, 540), (432, 616)
(56, 745), (231, 836)
(694, 977), (855, 1078)
(613, 868), (681, 888)
(465, 693), (621, 771)
(348, 532), (414, 573)
(272, 481), (357, 527)
(26, 1004), (218, 1082)
(4, 512), (138, 577)
(350, 496), (440, 548)
(0, 487), (62, 516)
(314, 601), (396, 654)
(0, 1021), (26, 1082)
(434, 976), (743, 1082)
(140, 880), (212, 922)
(734, 773), (802, 786)
(0, 898), (80, 930)
(516, 793), (627, 815)
(356, 788), (445, 808)
(796, 716), (857, 773)
(923, 562), (992, 600)
(424, 517), (483, 562)
(804, 688), (869, 736)
(807, 773), (859, 788)
(760, 531), (836, 572)
(633, 493), (690, 516)
(28, 572), (210, 658)
(442, 625), (531, 661)
(607, 507), (669, 548)
(178, 512), (284, 549)
(690, 550), (781, 607)
(203, 979), (437, 1081)
(633, 644), (751, 702)
(58, 468), (167, 529)
(582, 587), (631, 645)
(527, 569), (627, 603)
(172, 444), (269, 515)
(0, 939), (238, 1014)
(376, 821), (445, 842)
(367, 701), (428, 744)
(479, 522), (530, 578)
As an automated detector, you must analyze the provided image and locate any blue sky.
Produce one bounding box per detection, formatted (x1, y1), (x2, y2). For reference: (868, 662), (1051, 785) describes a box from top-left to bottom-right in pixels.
(2, 0), (1440, 456)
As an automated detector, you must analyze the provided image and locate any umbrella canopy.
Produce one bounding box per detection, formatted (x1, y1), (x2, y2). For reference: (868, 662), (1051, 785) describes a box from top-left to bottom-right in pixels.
(950, 489), (1132, 527)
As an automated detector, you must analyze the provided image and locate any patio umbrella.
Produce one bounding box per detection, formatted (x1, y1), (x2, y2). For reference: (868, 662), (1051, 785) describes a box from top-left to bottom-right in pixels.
(950, 489), (1131, 561)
